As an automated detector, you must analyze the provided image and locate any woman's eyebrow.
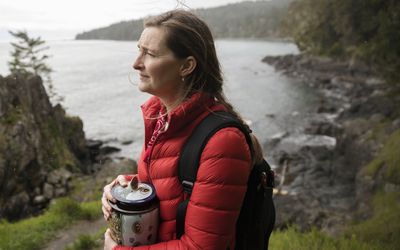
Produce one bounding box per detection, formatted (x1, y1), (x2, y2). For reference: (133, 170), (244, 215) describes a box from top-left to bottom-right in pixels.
(137, 44), (159, 53)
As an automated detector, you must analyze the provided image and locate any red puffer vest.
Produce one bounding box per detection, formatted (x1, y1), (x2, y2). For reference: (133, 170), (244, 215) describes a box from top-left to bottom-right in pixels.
(114, 93), (251, 250)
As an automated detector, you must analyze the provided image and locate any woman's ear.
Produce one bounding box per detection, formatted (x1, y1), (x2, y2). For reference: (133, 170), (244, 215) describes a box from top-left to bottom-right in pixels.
(180, 56), (197, 77)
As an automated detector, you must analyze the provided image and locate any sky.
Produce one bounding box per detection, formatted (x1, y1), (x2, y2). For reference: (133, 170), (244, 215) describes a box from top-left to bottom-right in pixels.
(0, 0), (258, 41)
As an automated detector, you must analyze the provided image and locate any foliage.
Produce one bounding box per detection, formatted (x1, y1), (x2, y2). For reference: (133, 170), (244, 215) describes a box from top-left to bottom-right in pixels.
(364, 129), (400, 184)
(65, 234), (100, 250)
(76, 20), (144, 41)
(196, 0), (292, 39)
(271, 182), (400, 249)
(8, 31), (51, 76)
(269, 226), (380, 250)
(75, 0), (292, 40)
(7, 30), (63, 103)
(65, 227), (106, 250)
(0, 198), (101, 250)
(345, 191), (400, 250)
(283, 0), (400, 82)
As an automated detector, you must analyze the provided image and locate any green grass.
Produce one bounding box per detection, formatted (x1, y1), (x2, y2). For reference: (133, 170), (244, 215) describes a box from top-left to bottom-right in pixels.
(271, 127), (400, 250)
(69, 175), (104, 202)
(366, 120), (391, 141)
(270, 187), (400, 250)
(364, 129), (400, 184)
(65, 226), (106, 250)
(344, 191), (400, 250)
(0, 198), (101, 250)
(65, 234), (99, 250)
(270, 226), (380, 250)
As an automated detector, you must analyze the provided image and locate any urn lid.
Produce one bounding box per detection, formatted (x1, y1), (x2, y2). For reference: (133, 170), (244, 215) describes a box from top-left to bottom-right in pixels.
(111, 182), (157, 212)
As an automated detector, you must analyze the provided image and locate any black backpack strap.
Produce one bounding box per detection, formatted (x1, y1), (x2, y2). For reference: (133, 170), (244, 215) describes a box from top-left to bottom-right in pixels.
(176, 111), (251, 239)
(176, 199), (189, 239)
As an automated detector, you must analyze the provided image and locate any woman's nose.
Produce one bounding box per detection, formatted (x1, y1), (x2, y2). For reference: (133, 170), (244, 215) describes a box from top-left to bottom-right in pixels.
(133, 55), (143, 70)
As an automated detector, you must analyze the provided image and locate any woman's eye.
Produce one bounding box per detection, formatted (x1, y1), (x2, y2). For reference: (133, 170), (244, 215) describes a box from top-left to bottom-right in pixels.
(145, 51), (156, 57)
(137, 47), (156, 57)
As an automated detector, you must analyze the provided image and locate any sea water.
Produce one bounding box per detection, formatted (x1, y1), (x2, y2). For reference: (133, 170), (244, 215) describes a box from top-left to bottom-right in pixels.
(0, 39), (319, 159)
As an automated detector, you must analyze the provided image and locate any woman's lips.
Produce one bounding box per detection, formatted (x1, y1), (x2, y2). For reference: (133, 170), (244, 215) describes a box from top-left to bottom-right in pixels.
(140, 74), (149, 80)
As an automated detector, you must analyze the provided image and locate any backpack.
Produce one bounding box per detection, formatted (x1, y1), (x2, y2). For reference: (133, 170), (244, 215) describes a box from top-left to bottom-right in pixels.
(176, 111), (275, 250)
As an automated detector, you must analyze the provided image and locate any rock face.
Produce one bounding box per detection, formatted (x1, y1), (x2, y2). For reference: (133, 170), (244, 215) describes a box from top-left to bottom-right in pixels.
(266, 129), (357, 235)
(0, 74), (90, 220)
(263, 54), (400, 235)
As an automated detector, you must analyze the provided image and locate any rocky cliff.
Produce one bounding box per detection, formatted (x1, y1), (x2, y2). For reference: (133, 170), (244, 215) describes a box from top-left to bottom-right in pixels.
(0, 73), (90, 220)
(263, 54), (400, 235)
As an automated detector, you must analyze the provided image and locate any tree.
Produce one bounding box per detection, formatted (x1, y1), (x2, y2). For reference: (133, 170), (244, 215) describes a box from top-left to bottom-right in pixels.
(8, 30), (63, 103)
(283, 0), (400, 82)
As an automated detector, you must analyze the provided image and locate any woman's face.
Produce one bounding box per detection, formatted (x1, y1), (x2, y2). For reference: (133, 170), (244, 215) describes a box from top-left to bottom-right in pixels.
(133, 27), (185, 101)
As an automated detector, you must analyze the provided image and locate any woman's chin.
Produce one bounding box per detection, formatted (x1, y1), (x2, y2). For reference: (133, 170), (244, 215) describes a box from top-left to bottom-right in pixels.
(138, 82), (153, 95)
(138, 82), (148, 92)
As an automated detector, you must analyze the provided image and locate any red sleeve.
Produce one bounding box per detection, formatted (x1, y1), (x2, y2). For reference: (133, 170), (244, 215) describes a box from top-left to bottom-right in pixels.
(112, 127), (252, 250)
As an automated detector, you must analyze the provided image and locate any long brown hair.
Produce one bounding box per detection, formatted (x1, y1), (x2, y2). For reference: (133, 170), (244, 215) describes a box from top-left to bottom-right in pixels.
(144, 10), (264, 164)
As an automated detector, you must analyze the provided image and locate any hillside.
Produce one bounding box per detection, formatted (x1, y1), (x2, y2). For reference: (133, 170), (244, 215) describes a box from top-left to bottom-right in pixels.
(282, 0), (400, 82)
(75, 0), (292, 40)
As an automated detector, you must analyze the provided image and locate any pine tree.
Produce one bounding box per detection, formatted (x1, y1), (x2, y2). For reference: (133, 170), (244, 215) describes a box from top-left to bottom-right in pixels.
(8, 30), (63, 103)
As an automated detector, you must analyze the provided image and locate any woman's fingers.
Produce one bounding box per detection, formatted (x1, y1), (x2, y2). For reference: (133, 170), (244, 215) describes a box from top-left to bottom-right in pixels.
(116, 175), (129, 187)
(102, 196), (111, 221)
(102, 175), (133, 222)
(102, 179), (118, 221)
(103, 175), (129, 203)
(103, 181), (116, 203)
(102, 204), (110, 220)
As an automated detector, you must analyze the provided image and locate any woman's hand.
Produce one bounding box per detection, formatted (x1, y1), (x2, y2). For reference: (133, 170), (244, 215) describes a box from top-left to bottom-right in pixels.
(101, 175), (131, 221)
(104, 228), (118, 250)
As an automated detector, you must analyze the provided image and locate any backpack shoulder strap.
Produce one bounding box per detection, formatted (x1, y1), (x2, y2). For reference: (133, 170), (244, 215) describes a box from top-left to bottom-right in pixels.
(178, 111), (251, 193)
(176, 110), (252, 238)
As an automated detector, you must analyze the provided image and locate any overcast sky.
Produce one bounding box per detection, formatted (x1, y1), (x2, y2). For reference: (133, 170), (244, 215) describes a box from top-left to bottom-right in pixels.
(0, 0), (257, 41)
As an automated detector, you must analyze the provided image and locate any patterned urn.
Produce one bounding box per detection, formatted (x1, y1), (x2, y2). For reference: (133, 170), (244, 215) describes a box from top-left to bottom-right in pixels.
(109, 181), (159, 246)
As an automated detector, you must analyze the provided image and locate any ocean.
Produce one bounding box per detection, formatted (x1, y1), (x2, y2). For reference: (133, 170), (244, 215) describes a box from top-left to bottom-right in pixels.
(0, 39), (319, 159)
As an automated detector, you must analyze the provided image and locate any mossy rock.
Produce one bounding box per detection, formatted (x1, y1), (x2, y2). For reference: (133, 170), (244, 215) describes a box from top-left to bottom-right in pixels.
(1, 106), (24, 125)
(0, 73), (89, 220)
(364, 129), (400, 185)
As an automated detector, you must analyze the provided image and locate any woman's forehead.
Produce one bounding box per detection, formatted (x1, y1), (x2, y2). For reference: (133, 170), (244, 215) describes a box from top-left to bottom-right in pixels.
(138, 27), (168, 51)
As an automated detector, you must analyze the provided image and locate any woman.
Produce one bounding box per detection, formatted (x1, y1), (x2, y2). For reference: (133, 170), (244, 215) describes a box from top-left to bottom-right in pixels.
(102, 9), (264, 250)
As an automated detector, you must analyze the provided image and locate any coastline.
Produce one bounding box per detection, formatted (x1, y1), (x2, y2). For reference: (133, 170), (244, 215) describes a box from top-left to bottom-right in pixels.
(262, 53), (400, 235)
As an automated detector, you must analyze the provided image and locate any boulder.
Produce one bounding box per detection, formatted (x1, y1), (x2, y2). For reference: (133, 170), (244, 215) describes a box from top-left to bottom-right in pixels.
(33, 195), (47, 205)
(43, 183), (54, 200)
(276, 134), (337, 154)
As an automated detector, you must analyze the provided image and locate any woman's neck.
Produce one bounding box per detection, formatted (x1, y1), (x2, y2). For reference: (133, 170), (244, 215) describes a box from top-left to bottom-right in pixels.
(160, 98), (176, 114)
(159, 92), (185, 114)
